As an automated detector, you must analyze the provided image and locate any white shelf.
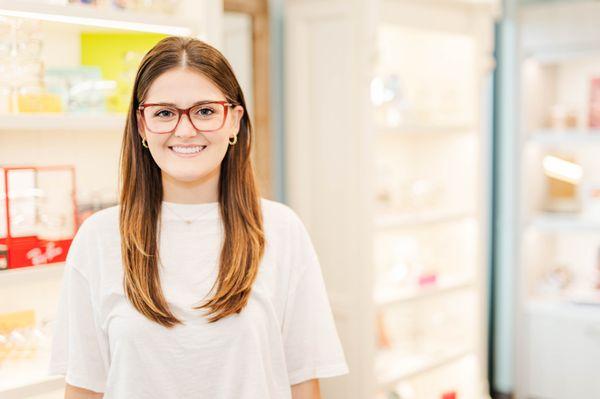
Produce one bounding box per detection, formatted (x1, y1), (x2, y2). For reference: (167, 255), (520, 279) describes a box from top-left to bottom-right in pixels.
(0, 375), (64, 399)
(0, 262), (65, 286)
(377, 124), (475, 136)
(523, 44), (600, 65)
(375, 276), (473, 308)
(0, 0), (194, 35)
(0, 113), (125, 131)
(528, 130), (600, 146)
(0, 351), (65, 399)
(529, 214), (600, 233)
(376, 346), (474, 389)
(375, 210), (473, 229)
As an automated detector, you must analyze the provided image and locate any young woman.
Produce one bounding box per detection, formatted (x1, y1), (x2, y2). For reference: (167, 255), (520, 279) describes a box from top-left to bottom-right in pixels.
(48, 36), (348, 399)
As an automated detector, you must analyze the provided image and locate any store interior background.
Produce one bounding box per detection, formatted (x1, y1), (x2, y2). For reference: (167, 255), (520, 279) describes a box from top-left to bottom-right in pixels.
(1, 0), (599, 398)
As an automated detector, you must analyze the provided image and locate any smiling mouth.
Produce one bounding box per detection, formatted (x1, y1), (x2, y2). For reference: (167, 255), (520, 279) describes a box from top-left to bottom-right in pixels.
(168, 145), (207, 155)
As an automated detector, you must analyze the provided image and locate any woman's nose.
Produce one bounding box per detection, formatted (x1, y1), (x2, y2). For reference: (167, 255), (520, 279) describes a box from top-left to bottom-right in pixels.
(174, 113), (198, 137)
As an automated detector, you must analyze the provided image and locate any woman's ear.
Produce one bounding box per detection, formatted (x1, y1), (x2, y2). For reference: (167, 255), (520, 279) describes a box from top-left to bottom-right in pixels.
(232, 105), (244, 133)
(136, 111), (146, 139)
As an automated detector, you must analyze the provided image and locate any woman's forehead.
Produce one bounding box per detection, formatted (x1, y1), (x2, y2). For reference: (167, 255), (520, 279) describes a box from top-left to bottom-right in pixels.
(145, 68), (224, 104)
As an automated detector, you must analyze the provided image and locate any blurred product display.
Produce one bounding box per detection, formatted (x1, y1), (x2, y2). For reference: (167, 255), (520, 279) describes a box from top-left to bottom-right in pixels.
(0, 310), (49, 365)
(289, 3), (492, 378)
(0, 17), (62, 114)
(542, 153), (582, 213)
(80, 32), (168, 113)
(67, 0), (181, 14)
(546, 104), (578, 130)
(0, 165), (77, 270)
(45, 66), (117, 113)
(518, 3), (600, 398)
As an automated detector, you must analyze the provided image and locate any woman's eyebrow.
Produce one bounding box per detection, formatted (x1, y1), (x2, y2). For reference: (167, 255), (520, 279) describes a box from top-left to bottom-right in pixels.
(148, 100), (225, 106)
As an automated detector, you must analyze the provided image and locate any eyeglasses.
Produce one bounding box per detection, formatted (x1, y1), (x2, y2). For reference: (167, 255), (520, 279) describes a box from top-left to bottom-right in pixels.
(138, 100), (236, 134)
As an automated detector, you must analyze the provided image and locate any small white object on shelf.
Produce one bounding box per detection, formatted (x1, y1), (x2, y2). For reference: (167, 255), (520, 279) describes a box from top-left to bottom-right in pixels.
(0, 0), (194, 35)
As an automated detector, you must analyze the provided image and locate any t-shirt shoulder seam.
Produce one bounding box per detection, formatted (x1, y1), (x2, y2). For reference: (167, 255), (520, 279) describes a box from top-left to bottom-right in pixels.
(288, 362), (349, 385)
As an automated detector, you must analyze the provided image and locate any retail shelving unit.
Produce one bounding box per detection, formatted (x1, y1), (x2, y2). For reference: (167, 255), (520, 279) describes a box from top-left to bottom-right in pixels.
(0, 2), (220, 398)
(516, 2), (600, 398)
(285, 0), (499, 398)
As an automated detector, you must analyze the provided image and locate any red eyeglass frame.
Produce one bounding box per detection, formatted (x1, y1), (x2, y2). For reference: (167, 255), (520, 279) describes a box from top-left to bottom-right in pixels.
(137, 100), (236, 134)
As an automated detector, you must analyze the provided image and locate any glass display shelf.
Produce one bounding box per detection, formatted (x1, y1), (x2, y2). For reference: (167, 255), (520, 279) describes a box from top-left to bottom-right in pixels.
(375, 275), (473, 308)
(0, 0), (194, 35)
(375, 346), (474, 390)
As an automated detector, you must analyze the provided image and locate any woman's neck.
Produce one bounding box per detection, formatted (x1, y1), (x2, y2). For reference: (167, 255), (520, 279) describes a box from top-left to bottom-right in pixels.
(161, 166), (220, 204)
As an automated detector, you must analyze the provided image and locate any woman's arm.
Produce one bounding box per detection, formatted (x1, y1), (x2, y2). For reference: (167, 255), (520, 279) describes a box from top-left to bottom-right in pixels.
(65, 383), (103, 399)
(291, 379), (322, 399)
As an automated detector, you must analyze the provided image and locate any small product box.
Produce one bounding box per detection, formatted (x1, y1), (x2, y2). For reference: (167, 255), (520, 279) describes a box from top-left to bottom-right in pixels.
(0, 165), (78, 270)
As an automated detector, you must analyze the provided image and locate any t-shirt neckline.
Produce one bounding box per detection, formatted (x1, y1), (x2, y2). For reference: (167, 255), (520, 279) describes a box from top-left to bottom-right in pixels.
(161, 200), (220, 222)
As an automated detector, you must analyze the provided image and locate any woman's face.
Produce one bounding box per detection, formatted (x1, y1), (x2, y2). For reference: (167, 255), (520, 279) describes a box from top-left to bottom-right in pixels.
(137, 67), (244, 183)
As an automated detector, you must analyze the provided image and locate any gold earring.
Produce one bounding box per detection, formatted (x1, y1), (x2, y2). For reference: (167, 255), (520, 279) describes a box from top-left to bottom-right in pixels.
(228, 135), (237, 145)
(142, 138), (149, 148)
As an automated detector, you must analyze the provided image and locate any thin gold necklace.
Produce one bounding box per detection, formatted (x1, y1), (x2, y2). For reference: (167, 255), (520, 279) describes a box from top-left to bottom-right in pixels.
(162, 201), (216, 225)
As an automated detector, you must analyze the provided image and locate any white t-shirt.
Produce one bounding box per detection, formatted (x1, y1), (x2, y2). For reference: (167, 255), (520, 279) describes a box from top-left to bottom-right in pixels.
(47, 198), (348, 398)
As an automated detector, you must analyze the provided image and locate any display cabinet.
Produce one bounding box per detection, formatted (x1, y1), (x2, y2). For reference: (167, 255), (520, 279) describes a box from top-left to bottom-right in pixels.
(516, 2), (600, 398)
(285, 0), (499, 397)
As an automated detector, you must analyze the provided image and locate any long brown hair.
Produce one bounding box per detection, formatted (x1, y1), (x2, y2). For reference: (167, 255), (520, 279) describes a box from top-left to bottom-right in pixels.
(118, 36), (265, 327)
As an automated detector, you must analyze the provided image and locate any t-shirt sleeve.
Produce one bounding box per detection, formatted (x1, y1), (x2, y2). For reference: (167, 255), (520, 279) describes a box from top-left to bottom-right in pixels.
(47, 222), (109, 393)
(282, 210), (349, 386)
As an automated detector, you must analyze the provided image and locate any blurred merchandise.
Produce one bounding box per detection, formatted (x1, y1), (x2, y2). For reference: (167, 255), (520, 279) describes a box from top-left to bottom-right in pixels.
(375, 159), (394, 209)
(80, 32), (167, 113)
(542, 154), (582, 213)
(376, 310), (392, 350)
(76, 187), (118, 224)
(590, 77), (600, 129)
(67, 0), (181, 14)
(371, 73), (408, 128)
(0, 310), (40, 364)
(0, 17), (65, 114)
(374, 158), (445, 214)
(375, 26), (476, 128)
(581, 182), (600, 220)
(68, 0), (99, 4)
(537, 264), (572, 295)
(546, 104), (578, 130)
(45, 66), (116, 113)
(0, 244), (6, 270)
(0, 165), (77, 269)
(376, 237), (437, 294)
(398, 179), (443, 213)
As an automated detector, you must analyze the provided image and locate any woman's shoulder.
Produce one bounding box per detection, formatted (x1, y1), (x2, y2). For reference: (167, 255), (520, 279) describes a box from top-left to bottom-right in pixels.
(70, 205), (120, 255)
(259, 197), (304, 228)
(76, 204), (120, 239)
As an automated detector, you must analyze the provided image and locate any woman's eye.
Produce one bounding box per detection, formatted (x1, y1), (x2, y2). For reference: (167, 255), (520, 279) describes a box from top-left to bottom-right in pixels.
(197, 107), (215, 116)
(155, 109), (174, 118)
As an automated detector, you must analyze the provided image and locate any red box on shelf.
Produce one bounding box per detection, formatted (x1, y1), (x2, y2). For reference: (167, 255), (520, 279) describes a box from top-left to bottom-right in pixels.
(0, 165), (78, 270)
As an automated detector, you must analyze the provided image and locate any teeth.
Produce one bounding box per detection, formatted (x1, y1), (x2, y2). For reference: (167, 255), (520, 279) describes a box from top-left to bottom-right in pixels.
(171, 146), (206, 154)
